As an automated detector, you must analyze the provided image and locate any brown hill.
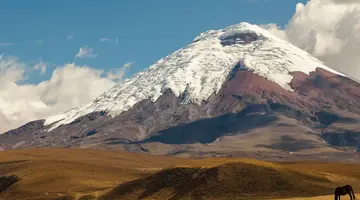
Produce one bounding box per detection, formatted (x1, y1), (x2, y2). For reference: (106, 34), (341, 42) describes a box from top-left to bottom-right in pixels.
(1, 149), (360, 200)
(0, 148), (186, 200)
(99, 162), (332, 200)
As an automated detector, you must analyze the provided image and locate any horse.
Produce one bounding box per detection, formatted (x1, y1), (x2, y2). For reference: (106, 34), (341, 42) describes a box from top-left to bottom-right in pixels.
(334, 184), (358, 200)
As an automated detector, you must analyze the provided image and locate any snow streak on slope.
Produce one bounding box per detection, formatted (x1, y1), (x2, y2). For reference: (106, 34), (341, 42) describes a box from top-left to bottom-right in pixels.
(44, 22), (346, 131)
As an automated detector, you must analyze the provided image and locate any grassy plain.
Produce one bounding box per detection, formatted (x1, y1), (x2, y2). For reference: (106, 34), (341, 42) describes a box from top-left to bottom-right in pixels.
(0, 148), (359, 200)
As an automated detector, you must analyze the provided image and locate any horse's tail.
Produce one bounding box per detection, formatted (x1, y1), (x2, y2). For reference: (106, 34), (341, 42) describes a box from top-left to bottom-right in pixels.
(352, 188), (358, 200)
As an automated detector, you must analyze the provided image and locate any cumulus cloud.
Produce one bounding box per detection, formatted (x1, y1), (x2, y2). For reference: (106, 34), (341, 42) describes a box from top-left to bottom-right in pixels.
(260, 24), (288, 41)
(333, 0), (360, 4)
(33, 60), (47, 75)
(0, 55), (25, 84)
(264, 0), (360, 80)
(0, 55), (132, 133)
(0, 42), (13, 47)
(75, 46), (97, 58)
(107, 62), (133, 82)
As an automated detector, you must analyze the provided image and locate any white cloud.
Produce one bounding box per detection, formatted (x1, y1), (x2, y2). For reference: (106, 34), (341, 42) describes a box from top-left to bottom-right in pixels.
(260, 23), (288, 41)
(66, 34), (74, 41)
(0, 42), (13, 47)
(0, 55), (25, 84)
(264, 0), (360, 80)
(75, 46), (98, 58)
(100, 37), (111, 42)
(107, 62), (133, 82)
(0, 55), (133, 134)
(33, 61), (47, 75)
(100, 37), (119, 45)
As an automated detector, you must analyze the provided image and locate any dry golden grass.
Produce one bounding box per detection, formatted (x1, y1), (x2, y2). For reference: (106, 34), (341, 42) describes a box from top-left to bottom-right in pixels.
(98, 161), (334, 200)
(0, 148), (360, 200)
(0, 148), (187, 200)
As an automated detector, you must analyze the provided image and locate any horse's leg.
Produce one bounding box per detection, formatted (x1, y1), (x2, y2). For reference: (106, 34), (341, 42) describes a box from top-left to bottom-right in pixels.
(351, 188), (358, 200)
(347, 187), (354, 200)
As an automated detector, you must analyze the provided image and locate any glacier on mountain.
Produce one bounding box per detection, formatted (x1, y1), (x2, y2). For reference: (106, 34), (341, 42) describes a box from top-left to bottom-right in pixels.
(44, 22), (346, 131)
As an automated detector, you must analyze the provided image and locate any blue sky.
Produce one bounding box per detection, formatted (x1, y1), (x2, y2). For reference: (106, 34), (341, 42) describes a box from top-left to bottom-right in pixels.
(0, 0), (307, 84)
(3, 0), (359, 133)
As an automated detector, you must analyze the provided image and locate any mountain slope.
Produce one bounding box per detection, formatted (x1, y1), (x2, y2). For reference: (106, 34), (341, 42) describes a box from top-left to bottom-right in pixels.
(44, 22), (344, 131)
(1, 22), (360, 162)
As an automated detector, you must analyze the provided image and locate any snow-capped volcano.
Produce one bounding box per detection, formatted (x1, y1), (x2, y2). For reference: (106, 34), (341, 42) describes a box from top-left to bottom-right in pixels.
(3, 21), (360, 162)
(44, 22), (345, 131)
